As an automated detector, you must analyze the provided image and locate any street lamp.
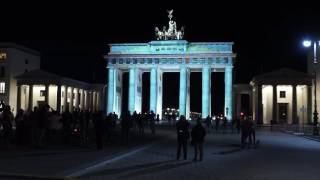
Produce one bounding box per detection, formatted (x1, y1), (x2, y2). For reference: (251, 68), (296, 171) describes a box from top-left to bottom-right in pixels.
(303, 39), (319, 135)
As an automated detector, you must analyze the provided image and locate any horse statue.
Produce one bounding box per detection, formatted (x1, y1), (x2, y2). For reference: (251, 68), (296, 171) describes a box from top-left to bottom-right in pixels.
(154, 10), (185, 40)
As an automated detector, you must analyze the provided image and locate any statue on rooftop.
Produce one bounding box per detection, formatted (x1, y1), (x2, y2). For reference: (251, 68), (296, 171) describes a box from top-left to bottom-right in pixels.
(155, 10), (185, 40)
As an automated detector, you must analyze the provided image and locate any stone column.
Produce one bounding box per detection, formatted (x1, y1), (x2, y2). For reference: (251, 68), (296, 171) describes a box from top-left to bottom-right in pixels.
(69, 87), (74, 112)
(75, 88), (79, 109)
(224, 66), (233, 121)
(80, 89), (84, 110)
(186, 69), (190, 120)
(56, 85), (61, 113)
(128, 68), (135, 114)
(202, 66), (211, 118)
(96, 92), (100, 111)
(92, 91), (96, 112)
(150, 67), (157, 114)
(84, 90), (88, 110)
(16, 85), (21, 111)
(63, 86), (68, 112)
(179, 66), (188, 118)
(107, 67), (115, 114)
(45, 84), (50, 105)
(150, 67), (163, 119)
(257, 85), (263, 124)
(292, 84), (297, 124)
(128, 68), (142, 114)
(28, 84), (33, 110)
(308, 85), (312, 124)
(156, 69), (163, 119)
(272, 84), (277, 123)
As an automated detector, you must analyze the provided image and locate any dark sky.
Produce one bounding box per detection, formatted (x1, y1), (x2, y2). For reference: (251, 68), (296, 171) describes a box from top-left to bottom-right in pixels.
(1, 2), (320, 114)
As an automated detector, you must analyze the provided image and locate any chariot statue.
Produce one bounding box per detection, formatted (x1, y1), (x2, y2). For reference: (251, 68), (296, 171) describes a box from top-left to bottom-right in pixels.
(155, 10), (185, 40)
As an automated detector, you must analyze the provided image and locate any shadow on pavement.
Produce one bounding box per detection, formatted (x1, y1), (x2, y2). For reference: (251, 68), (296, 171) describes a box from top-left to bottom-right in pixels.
(119, 161), (193, 178)
(82, 159), (177, 177)
(212, 148), (242, 155)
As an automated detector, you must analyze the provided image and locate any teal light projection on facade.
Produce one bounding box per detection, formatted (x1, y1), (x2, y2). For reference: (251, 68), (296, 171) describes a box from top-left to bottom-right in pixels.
(179, 67), (187, 117)
(128, 68), (135, 113)
(107, 68), (114, 114)
(105, 40), (235, 120)
(150, 68), (157, 113)
(202, 66), (211, 118)
(224, 66), (233, 120)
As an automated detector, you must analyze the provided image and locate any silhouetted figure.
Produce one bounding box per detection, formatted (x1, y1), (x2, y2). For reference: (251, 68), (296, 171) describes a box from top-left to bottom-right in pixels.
(149, 111), (156, 136)
(191, 118), (206, 161)
(205, 115), (211, 133)
(1, 105), (14, 148)
(105, 113), (113, 144)
(222, 117), (228, 134)
(93, 111), (104, 150)
(135, 111), (144, 136)
(37, 104), (50, 148)
(121, 111), (132, 145)
(241, 117), (252, 149)
(215, 117), (220, 132)
(15, 109), (25, 145)
(249, 117), (257, 146)
(236, 118), (241, 134)
(156, 114), (160, 123)
(29, 107), (39, 147)
(60, 109), (72, 144)
(176, 115), (190, 160)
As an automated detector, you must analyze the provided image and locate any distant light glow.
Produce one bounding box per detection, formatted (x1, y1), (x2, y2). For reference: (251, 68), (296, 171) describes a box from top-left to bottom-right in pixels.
(303, 40), (312, 47)
(0, 52), (6, 60)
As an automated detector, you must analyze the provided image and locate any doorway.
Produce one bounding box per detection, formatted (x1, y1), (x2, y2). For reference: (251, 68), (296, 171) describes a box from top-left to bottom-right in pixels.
(278, 103), (288, 124)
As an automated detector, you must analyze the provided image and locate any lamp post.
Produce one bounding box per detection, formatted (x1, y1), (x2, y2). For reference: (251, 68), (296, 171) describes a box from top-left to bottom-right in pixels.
(303, 40), (319, 135)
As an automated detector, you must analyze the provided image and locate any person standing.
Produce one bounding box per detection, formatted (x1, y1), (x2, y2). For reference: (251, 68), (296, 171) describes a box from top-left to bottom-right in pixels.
(176, 115), (190, 160)
(205, 115), (211, 133)
(191, 118), (206, 161)
(149, 111), (156, 136)
(1, 105), (14, 149)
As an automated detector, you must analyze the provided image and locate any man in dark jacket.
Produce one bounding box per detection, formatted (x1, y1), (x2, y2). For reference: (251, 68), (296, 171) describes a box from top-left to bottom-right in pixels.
(191, 118), (206, 161)
(176, 115), (190, 160)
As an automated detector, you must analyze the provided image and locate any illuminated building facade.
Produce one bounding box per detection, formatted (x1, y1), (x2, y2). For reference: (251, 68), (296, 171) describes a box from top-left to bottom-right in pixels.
(0, 43), (104, 114)
(15, 69), (104, 113)
(250, 68), (312, 124)
(0, 43), (40, 114)
(105, 41), (236, 120)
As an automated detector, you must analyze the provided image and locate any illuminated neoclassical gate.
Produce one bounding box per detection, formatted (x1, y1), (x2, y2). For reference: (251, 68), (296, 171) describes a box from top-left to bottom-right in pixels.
(105, 11), (236, 120)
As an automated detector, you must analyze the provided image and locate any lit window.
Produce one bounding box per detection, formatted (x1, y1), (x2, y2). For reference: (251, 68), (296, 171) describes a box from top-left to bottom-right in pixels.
(0, 53), (6, 60)
(280, 91), (286, 98)
(40, 90), (46, 97)
(0, 82), (5, 94)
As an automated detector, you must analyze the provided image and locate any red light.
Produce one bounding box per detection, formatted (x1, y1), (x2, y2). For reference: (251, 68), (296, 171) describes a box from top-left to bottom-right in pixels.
(240, 112), (244, 116)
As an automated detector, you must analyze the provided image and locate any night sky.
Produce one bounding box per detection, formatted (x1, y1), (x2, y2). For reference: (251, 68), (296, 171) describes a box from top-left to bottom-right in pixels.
(1, 2), (320, 114)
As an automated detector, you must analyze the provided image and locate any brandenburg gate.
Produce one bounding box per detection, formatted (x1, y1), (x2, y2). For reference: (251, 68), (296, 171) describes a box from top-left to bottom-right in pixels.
(105, 10), (236, 120)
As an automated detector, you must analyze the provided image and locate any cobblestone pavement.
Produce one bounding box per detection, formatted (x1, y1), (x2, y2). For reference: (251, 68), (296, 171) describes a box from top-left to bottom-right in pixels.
(81, 129), (320, 180)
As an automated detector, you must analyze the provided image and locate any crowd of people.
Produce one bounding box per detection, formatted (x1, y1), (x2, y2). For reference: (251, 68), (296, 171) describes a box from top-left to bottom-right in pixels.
(0, 104), (161, 150)
(0, 104), (258, 162)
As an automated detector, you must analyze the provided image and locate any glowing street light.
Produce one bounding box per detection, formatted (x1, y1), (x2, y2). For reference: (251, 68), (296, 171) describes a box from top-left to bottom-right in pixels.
(303, 40), (312, 48)
(303, 39), (319, 135)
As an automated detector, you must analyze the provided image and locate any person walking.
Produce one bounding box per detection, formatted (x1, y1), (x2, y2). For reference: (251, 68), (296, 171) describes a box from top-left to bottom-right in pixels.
(191, 118), (206, 161)
(176, 115), (190, 160)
